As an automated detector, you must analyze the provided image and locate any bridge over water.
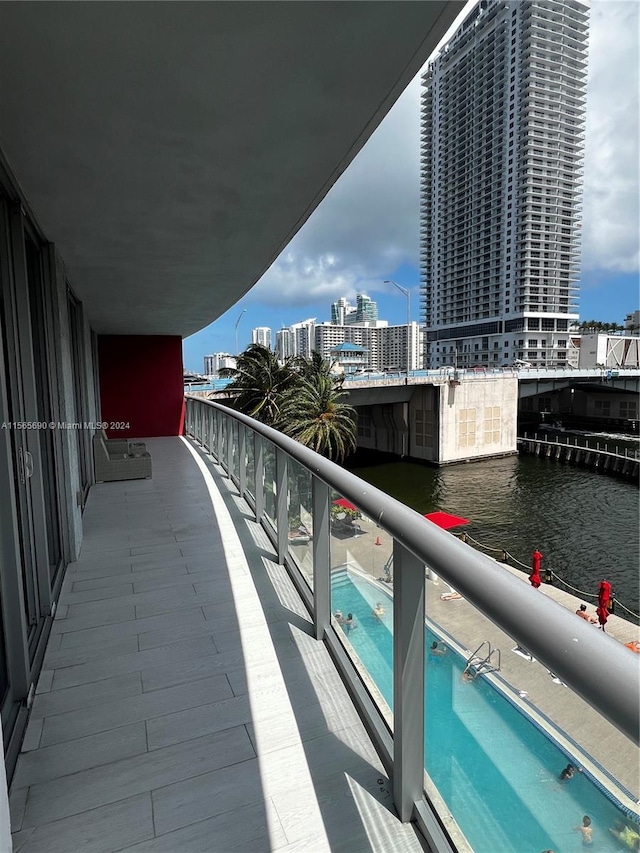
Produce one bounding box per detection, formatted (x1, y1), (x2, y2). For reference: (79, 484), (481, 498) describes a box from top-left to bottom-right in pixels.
(191, 367), (639, 465)
(340, 367), (639, 465)
(343, 366), (640, 395)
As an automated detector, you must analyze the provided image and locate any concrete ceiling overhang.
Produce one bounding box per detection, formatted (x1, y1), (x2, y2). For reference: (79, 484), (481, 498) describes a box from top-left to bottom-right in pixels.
(0, 1), (462, 337)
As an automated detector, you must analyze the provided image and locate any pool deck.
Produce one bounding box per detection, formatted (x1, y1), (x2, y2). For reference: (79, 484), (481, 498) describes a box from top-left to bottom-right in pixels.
(10, 437), (428, 853)
(330, 517), (640, 806)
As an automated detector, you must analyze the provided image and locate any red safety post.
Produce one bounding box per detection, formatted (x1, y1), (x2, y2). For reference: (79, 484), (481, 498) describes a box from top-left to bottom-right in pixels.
(597, 580), (612, 631)
(530, 549), (543, 589)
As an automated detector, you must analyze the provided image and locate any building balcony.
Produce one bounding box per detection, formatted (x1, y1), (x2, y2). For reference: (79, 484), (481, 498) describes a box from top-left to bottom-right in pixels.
(9, 434), (423, 852)
(8, 400), (639, 852)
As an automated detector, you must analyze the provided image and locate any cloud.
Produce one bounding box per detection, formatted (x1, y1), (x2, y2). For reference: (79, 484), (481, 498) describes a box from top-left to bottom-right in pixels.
(246, 1), (638, 310)
(246, 75), (423, 307)
(581, 1), (639, 273)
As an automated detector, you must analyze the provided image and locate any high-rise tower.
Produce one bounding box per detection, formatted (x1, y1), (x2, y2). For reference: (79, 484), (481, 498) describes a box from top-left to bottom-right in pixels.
(251, 326), (272, 348)
(421, 0), (588, 368)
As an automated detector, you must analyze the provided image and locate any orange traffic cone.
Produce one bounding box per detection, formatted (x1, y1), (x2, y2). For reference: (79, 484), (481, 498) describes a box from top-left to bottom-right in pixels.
(375, 536), (382, 546)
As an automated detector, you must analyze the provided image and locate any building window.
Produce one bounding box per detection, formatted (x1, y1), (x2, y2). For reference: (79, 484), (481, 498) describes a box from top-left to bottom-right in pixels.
(594, 400), (611, 417)
(620, 401), (638, 418)
(484, 406), (501, 444)
(357, 412), (372, 438)
(458, 408), (477, 448)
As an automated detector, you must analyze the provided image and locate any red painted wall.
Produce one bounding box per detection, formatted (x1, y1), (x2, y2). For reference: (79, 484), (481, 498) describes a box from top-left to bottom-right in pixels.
(98, 336), (185, 438)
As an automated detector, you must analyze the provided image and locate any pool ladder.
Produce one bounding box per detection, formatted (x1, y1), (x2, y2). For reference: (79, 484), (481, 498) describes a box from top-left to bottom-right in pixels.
(465, 641), (501, 678)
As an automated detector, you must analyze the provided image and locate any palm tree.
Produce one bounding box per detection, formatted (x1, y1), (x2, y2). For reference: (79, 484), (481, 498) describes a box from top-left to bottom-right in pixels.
(219, 343), (297, 425)
(278, 372), (357, 463)
(220, 346), (357, 462)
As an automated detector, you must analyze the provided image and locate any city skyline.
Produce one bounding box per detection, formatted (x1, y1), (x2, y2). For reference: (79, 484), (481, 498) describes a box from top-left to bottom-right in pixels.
(183, 0), (638, 372)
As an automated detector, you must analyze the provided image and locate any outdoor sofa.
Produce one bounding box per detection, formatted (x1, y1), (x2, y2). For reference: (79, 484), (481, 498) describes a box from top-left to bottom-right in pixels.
(93, 429), (152, 482)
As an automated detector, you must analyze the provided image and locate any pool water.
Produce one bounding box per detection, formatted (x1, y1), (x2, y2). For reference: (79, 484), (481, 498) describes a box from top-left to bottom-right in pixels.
(332, 570), (639, 853)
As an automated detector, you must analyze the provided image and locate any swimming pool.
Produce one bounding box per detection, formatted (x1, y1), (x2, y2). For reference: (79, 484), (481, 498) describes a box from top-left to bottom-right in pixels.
(332, 569), (639, 853)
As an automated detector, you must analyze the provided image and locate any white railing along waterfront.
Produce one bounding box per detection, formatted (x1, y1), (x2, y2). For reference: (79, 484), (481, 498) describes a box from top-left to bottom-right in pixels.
(342, 365), (640, 385)
(185, 396), (639, 850)
(521, 433), (640, 461)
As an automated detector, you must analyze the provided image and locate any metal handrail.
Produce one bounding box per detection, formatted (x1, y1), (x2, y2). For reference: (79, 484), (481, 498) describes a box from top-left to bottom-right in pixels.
(466, 641), (501, 674)
(186, 396), (640, 748)
(467, 640), (490, 665)
(489, 647), (501, 673)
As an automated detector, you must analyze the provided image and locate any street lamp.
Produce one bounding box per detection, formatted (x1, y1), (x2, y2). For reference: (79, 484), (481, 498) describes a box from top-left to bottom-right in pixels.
(384, 280), (411, 381)
(234, 308), (247, 356)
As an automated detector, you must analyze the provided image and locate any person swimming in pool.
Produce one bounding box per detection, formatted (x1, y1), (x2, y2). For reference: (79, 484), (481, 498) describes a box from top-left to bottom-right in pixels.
(372, 602), (385, 620)
(610, 820), (640, 850)
(574, 815), (593, 845)
(343, 613), (356, 632)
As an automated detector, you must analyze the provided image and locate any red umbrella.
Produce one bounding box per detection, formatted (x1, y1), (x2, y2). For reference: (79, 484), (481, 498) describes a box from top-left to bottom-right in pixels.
(596, 580), (611, 630)
(530, 549), (543, 589)
(332, 498), (358, 512)
(424, 511), (469, 530)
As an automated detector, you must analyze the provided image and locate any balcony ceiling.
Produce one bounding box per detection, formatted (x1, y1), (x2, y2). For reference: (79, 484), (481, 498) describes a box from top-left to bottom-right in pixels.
(0, 1), (461, 337)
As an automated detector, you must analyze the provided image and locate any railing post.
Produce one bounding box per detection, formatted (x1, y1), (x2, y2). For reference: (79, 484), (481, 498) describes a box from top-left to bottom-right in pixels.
(238, 424), (247, 498)
(254, 434), (264, 522)
(393, 540), (425, 823)
(312, 477), (330, 641)
(275, 448), (288, 565)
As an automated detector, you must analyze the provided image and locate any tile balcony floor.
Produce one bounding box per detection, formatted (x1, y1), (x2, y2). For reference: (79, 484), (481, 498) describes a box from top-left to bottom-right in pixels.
(10, 437), (427, 853)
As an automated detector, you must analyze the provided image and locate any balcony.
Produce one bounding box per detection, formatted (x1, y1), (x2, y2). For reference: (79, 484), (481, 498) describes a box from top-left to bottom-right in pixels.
(9, 435), (424, 852)
(14, 398), (640, 853)
(7, 400), (639, 852)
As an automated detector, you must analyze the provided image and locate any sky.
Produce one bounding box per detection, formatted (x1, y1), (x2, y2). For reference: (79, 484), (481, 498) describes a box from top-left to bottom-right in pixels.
(183, 0), (639, 372)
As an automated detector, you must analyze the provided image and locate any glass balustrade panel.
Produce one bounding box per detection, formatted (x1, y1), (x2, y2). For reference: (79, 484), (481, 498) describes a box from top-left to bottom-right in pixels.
(422, 572), (637, 853)
(286, 459), (313, 588)
(263, 439), (277, 527)
(329, 492), (394, 730)
(231, 420), (239, 482)
(220, 414), (228, 471)
(246, 428), (255, 501)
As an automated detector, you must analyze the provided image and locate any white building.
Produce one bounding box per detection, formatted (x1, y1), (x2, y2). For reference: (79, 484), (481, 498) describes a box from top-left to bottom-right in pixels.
(203, 353), (235, 375)
(315, 322), (422, 373)
(275, 327), (295, 361)
(251, 326), (271, 348)
(290, 318), (317, 359)
(577, 333), (640, 369)
(330, 294), (379, 325)
(421, 0), (588, 369)
(624, 311), (640, 334)
(330, 297), (355, 325)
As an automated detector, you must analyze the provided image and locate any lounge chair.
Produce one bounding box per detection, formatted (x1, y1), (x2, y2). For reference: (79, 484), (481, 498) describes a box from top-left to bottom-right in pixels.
(93, 430), (152, 482)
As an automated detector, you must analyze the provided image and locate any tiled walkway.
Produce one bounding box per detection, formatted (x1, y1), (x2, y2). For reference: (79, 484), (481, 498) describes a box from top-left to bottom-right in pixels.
(10, 437), (426, 853)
